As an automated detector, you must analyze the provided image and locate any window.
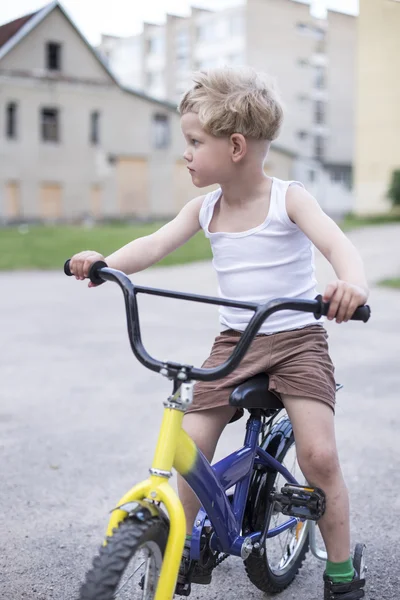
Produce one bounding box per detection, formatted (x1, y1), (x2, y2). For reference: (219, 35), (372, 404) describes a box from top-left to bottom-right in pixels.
(41, 108), (59, 142)
(196, 23), (215, 42)
(146, 71), (163, 88)
(330, 170), (342, 183)
(314, 135), (324, 161)
(314, 100), (325, 125)
(90, 111), (100, 145)
(227, 53), (243, 66)
(297, 58), (309, 67)
(46, 42), (61, 71)
(146, 72), (155, 87)
(176, 53), (190, 72)
(196, 58), (217, 70)
(6, 102), (17, 139)
(152, 113), (170, 149)
(315, 37), (326, 54)
(297, 130), (308, 140)
(230, 14), (243, 36)
(147, 36), (164, 55)
(315, 66), (326, 89)
(329, 166), (352, 189)
(296, 22), (325, 39)
(175, 30), (189, 59)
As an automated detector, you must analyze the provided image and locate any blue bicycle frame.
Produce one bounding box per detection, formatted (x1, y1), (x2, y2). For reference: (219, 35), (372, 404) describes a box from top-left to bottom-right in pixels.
(181, 412), (298, 561)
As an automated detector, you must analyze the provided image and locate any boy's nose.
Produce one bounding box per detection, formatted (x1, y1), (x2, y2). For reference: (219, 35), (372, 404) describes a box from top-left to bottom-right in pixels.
(183, 149), (192, 162)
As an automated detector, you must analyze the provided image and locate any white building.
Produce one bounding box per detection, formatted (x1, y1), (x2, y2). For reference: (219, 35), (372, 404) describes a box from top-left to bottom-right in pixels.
(99, 0), (356, 195)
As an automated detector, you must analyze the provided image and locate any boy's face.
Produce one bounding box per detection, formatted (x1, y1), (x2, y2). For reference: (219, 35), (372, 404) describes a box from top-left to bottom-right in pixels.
(181, 112), (233, 188)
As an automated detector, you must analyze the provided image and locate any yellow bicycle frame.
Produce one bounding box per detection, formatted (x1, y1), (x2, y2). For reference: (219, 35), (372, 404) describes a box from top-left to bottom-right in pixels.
(105, 404), (197, 600)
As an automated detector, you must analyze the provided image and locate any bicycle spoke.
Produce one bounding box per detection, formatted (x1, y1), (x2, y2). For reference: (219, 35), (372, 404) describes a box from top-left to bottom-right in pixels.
(266, 442), (308, 575)
(113, 546), (157, 599)
(142, 558), (153, 598)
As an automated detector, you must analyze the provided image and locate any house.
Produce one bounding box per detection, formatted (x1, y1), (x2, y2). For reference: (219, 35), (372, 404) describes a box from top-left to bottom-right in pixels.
(0, 1), (322, 223)
(0, 2), (198, 222)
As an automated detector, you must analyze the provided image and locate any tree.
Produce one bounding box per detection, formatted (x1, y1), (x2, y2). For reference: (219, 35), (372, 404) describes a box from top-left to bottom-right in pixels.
(387, 169), (400, 207)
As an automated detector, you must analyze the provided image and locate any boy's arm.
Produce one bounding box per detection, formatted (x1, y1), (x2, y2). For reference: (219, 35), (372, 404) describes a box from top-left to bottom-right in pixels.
(69, 195), (204, 280)
(286, 185), (369, 323)
(106, 195), (204, 274)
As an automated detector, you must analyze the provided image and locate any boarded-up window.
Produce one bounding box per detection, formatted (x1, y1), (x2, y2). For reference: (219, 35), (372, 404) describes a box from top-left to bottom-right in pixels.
(117, 157), (148, 216)
(40, 183), (62, 219)
(90, 184), (102, 217)
(4, 181), (21, 218)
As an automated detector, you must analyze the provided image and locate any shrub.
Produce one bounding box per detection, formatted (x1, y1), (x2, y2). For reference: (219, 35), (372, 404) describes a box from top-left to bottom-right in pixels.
(387, 169), (400, 207)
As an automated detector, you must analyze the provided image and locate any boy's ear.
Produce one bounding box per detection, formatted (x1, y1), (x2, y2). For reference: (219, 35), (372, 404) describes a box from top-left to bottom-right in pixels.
(230, 133), (247, 162)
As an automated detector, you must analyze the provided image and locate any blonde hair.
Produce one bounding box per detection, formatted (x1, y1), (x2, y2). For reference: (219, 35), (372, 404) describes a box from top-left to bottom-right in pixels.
(179, 66), (283, 141)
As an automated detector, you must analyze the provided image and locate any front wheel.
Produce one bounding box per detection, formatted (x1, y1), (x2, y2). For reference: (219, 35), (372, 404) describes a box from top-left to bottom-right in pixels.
(78, 517), (169, 600)
(244, 418), (310, 593)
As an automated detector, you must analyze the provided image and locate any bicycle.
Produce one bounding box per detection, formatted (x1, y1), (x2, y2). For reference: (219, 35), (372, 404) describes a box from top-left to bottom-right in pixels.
(64, 259), (370, 600)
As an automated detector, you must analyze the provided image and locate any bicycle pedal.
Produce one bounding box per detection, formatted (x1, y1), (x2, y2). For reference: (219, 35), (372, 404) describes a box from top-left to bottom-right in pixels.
(271, 484), (326, 521)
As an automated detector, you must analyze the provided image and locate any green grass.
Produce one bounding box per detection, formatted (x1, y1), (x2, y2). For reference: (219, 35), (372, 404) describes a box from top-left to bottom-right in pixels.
(2, 209), (400, 271)
(0, 223), (212, 271)
(341, 211), (400, 231)
(379, 278), (400, 289)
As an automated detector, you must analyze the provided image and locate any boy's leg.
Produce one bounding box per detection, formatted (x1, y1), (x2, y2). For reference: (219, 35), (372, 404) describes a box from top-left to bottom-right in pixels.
(281, 395), (365, 598)
(177, 405), (237, 535)
(281, 395), (350, 562)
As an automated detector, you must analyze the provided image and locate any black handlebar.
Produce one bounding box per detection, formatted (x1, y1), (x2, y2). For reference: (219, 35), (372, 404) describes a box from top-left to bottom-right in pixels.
(64, 259), (371, 382)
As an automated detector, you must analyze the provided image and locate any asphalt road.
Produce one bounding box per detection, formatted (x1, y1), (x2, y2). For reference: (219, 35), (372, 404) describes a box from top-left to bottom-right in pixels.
(0, 224), (399, 600)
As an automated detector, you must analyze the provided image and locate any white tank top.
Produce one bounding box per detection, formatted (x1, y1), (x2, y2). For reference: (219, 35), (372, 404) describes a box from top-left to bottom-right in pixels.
(199, 177), (319, 334)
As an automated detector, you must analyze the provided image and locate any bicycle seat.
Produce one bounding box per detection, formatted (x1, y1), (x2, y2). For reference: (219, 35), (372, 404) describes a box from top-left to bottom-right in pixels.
(229, 373), (284, 414)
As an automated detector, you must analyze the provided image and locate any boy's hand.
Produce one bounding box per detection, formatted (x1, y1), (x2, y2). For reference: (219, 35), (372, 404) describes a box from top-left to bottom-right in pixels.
(323, 280), (368, 323)
(69, 251), (105, 287)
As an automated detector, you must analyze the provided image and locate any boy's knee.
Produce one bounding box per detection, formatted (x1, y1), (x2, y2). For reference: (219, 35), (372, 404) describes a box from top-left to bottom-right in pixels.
(298, 445), (340, 483)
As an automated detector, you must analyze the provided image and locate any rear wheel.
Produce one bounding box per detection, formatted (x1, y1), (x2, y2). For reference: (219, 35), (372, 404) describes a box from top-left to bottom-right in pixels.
(244, 419), (310, 593)
(78, 517), (169, 600)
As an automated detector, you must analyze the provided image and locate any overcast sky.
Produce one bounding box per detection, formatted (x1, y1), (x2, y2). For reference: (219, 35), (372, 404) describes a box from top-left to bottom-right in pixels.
(0, 0), (359, 45)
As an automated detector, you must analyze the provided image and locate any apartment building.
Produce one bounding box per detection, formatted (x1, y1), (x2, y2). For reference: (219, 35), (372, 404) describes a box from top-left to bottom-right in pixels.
(99, 0), (356, 190)
(354, 0), (400, 214)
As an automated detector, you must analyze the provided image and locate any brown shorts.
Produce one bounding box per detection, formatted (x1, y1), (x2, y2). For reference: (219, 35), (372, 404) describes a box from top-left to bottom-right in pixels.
(188, 324), (336, 423)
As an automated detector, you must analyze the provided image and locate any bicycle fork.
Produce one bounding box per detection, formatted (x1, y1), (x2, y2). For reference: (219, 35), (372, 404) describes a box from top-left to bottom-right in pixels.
(105, 383), (197, 600)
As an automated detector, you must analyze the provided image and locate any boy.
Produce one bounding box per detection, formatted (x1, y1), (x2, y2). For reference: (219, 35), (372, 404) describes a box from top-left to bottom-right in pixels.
(69, 67), (368, 599)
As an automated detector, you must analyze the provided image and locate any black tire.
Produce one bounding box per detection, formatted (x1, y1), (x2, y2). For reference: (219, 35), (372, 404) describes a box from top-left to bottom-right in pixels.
(244, 420), (309, 594)
(78, 516), (169, 600)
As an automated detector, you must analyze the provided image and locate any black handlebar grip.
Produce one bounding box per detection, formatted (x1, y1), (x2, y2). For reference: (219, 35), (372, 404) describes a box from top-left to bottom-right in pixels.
(315, 295), (371, 323)
(64, 259), (73, 276)
(350, 305), (371, 323)
(63, 258), (107, 286)
(88, 260), (108, 286)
